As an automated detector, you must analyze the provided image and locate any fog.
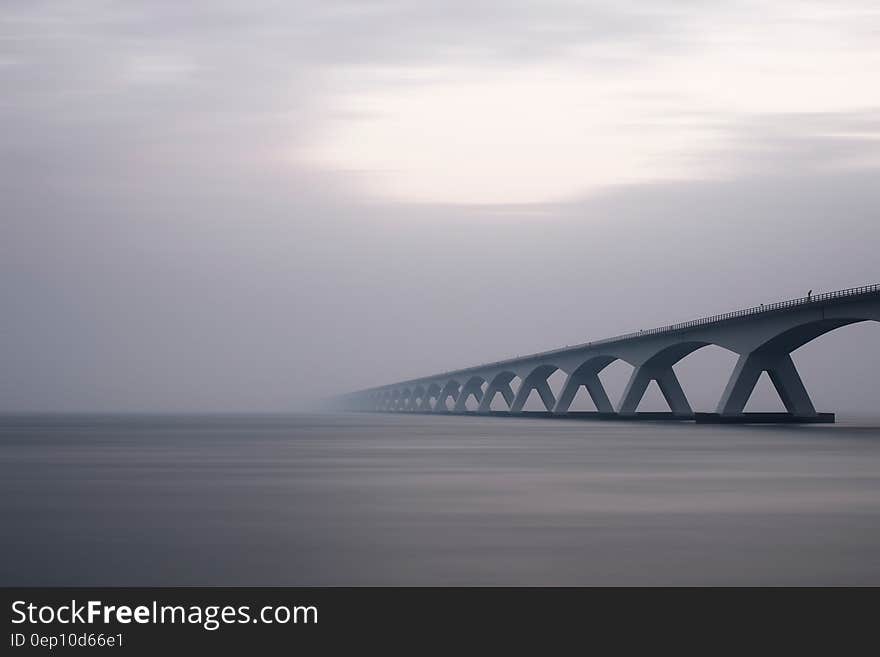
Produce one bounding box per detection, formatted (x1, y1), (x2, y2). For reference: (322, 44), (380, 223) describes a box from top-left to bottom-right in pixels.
(2, 1), (879, 412)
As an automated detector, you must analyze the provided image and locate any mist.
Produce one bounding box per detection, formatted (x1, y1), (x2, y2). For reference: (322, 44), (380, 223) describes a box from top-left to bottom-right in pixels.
(2, 1), (879, 413)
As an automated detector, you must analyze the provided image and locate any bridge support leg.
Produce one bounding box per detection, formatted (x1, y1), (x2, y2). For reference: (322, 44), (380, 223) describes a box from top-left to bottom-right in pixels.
(434, 387), (460, 413)
(511, 377), (556, 413)
(554, 371), (614, 413)
(478, 382), (515, 413)
(454, 387), (484, 412)
(767, 355), (816, 416)
(717, 352), (816, 416)
(618, 366), (693, 416)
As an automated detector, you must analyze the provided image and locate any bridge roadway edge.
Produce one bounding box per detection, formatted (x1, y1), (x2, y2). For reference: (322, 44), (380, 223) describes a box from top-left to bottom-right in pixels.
(351, 410), (836, 424)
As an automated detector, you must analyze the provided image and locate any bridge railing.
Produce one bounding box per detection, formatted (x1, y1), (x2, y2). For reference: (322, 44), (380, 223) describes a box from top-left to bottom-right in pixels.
(359, 283), (880, 392)
(583, 283), (880, 347)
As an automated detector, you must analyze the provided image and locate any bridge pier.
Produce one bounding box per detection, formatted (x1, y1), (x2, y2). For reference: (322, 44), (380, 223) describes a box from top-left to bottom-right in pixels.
(454, 379), (484, 412)
(421, 384), (440, 412)
(510, 368), (557, 413)
(434, 381), (460, 413)
(717, 351), (816, 417)
(618, 366), (693, 417)
(553, 371), (614, 414)
(478, 377), (515, 413)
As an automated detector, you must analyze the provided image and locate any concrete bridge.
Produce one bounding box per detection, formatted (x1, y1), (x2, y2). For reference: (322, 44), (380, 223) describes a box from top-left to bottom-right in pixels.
(338, 284), (880, 423)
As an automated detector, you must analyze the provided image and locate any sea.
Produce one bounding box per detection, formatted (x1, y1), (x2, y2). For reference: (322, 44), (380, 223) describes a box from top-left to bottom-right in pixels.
(2, 412), (880, 586)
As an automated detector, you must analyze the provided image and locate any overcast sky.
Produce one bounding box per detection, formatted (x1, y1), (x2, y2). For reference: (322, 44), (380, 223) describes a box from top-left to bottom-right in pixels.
(2, 1), (879, 412)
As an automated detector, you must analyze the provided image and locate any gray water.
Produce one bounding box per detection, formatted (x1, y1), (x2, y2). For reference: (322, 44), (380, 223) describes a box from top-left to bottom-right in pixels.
(2, 412), (879, 586)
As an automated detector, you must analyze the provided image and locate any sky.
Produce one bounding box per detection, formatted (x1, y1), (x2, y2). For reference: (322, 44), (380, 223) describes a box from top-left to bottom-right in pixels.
(2, 0), (879, 412)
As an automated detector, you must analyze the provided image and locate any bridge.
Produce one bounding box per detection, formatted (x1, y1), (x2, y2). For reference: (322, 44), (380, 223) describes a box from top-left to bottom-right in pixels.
(337, 284), (880, 423)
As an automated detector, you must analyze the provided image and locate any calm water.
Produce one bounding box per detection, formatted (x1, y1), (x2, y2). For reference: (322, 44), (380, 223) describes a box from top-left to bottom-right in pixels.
(2, 412), (880, 586)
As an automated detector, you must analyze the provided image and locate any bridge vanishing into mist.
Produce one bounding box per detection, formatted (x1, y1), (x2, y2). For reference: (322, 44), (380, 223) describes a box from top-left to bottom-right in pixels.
(337, 284), (880, 423)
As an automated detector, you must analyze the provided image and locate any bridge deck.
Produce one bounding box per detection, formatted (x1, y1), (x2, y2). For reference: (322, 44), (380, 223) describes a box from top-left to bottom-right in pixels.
(359, 284), (880, 393)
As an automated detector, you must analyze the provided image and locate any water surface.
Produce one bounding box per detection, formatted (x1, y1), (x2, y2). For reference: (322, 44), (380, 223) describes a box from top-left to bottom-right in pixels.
(2, 413), (879, 585)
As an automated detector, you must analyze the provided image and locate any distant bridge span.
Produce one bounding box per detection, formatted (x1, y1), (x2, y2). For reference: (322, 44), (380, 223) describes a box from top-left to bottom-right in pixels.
(338, 284), (880, 423)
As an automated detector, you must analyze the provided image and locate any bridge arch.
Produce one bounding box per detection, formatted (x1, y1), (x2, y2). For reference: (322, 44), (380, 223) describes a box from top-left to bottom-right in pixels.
(478, 371), (518, 412)
(755, 318), (875, 355)
(554, 355), (619, 413)
(399, 388), (413, 412)
(435, 379), (461, 412)
(718, 314), (880, 416)
(410, 385), (426, 412)
(423, 383), (441, 411)
(616, 342), (711, 416)
(511, 364), (562, 413)
(387, 389), (399, 411)
(454, 376), (486, 412)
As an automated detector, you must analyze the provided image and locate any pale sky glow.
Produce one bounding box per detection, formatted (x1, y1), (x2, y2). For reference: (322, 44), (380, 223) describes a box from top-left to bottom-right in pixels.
(304, 6), (880, 203)
(305, 66), (721, 203)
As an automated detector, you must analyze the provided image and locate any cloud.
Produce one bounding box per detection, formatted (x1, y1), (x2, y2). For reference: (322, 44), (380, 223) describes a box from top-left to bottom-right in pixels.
(705, 110), (880, 177)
